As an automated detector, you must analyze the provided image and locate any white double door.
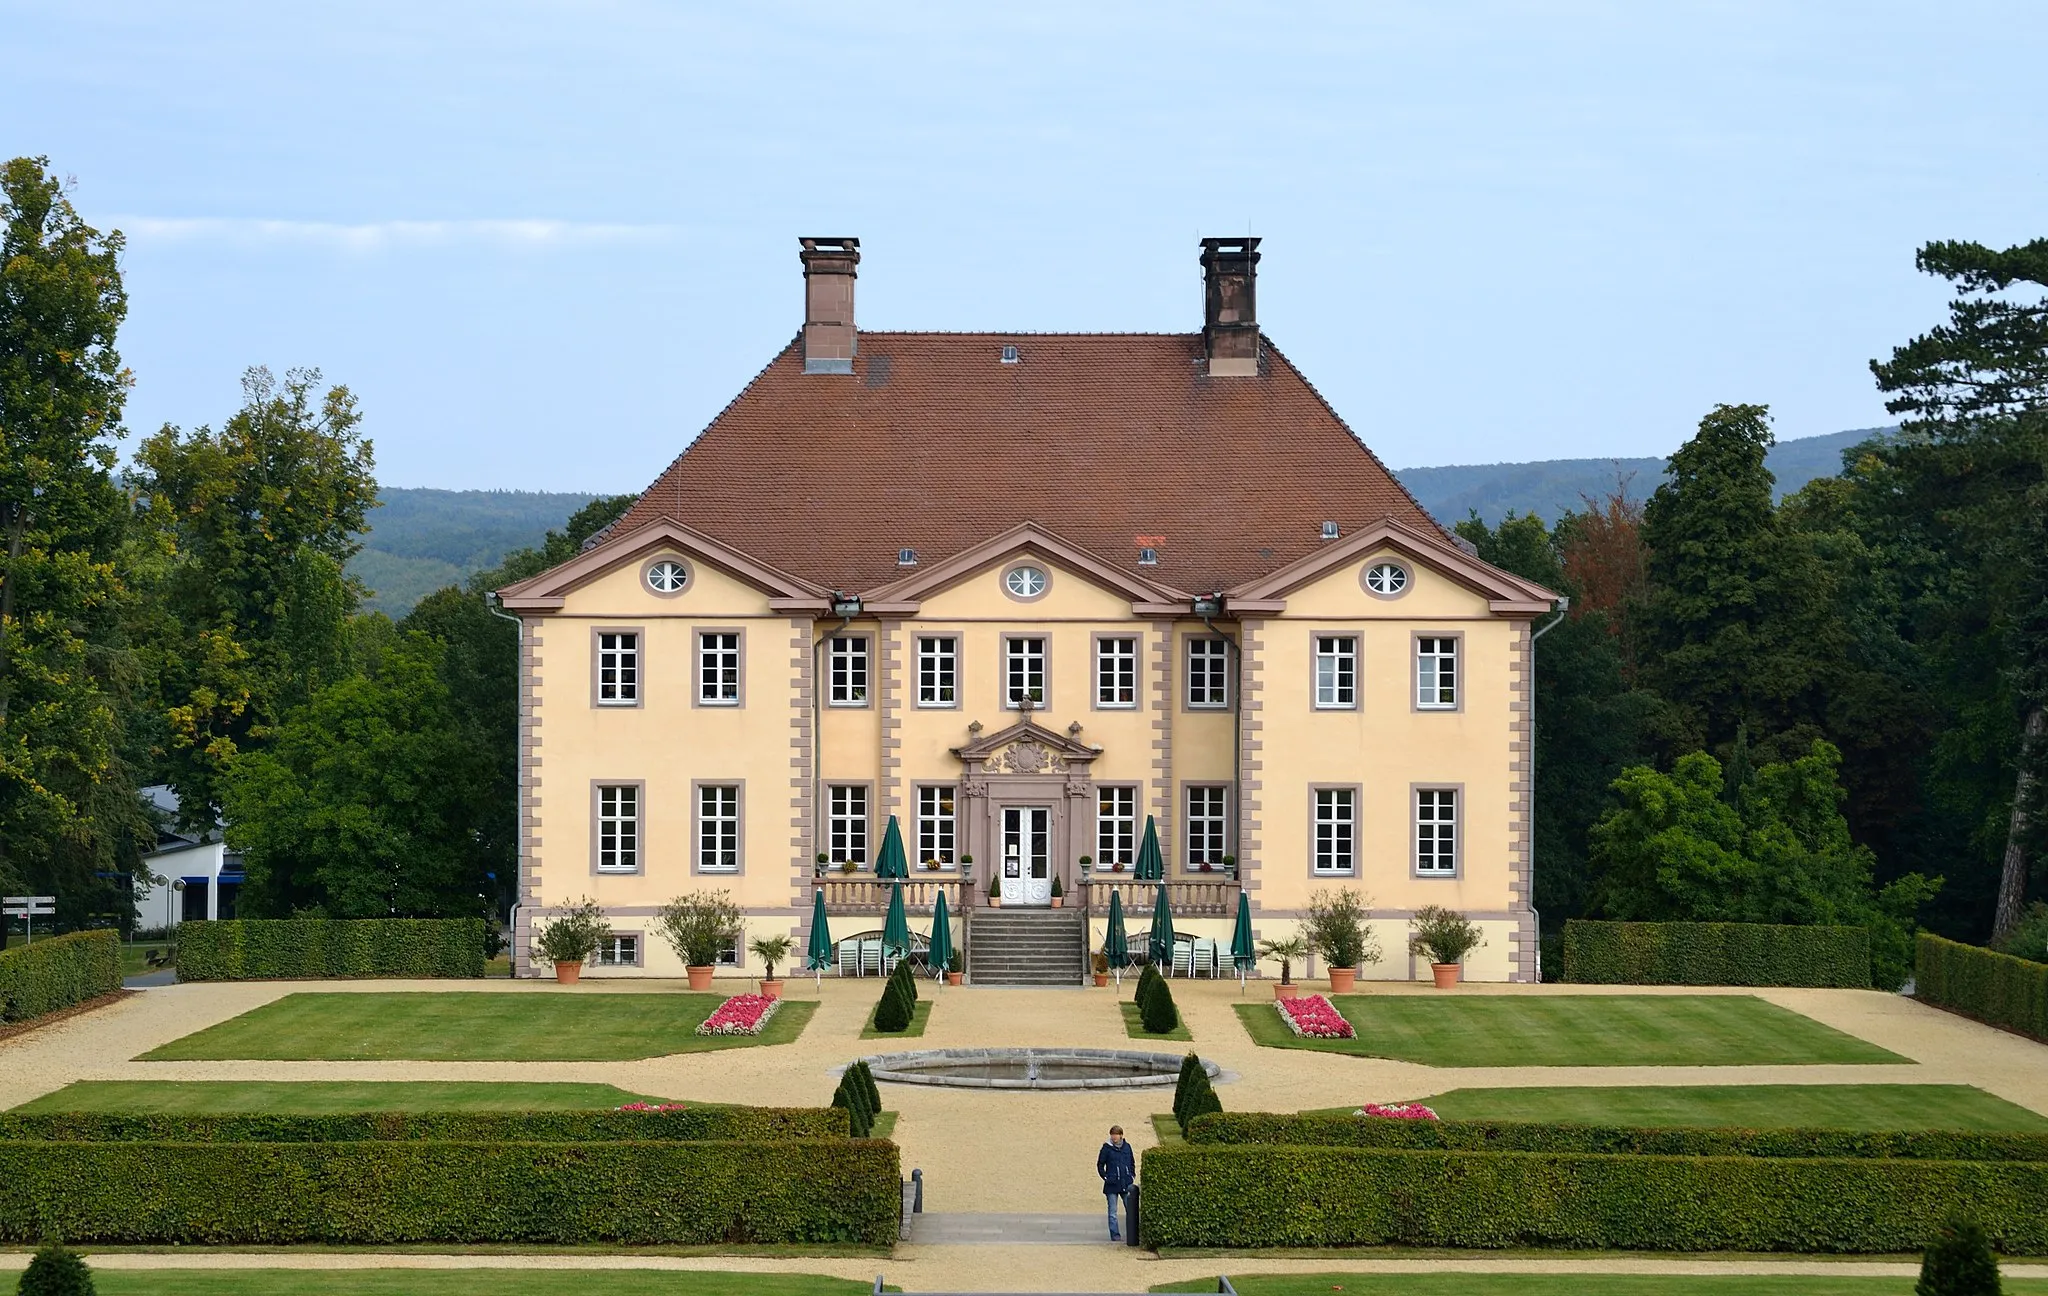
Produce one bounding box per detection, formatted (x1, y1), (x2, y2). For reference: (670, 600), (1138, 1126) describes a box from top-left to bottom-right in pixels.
(999, 805), (1054, 907)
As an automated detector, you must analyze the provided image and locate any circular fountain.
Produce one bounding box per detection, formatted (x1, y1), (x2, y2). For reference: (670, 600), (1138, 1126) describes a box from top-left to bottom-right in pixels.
(859, 1047), (1219, 1090)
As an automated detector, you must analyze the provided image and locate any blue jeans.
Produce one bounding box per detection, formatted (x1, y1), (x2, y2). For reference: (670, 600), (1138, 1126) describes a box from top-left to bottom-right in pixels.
(1106, 1188), (1129, 1239)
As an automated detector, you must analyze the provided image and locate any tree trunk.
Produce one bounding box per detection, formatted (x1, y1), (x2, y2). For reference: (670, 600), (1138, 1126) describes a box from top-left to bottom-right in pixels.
(1994, 706), (2047, 940)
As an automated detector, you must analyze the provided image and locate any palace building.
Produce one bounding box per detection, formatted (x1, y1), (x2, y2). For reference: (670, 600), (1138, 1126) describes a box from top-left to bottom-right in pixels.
(498, 237), (1558, 984)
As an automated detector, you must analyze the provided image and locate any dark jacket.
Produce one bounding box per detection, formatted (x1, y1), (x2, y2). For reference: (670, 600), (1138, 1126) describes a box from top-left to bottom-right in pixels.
(1097, 1139), (1136, 1195)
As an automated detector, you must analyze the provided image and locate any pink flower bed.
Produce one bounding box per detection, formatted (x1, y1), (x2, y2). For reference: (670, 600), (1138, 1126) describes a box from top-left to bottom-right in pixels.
(1353, 1102), (1440, 1120)
(616, 1102), (690, 1113)
(1276, 993), (1355, 1039)
(694, 992), (780, 1036)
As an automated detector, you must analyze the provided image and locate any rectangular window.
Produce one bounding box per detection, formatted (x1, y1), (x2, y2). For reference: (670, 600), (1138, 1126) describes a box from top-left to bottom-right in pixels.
(1004, 636), (1046, 707)
(596, 632), (638, 705)
(1185, 786), (1228, 869)
(1416, 787), (1459, 875)
(698, 632), (740, 705)
(917, 636), (957, 706)
(596, 784), (640, 873)
(1314, 635), (1357, 709)
(715, 935), (740, 966)
(829, 636), (869, 705)
(592, 934), (639, 967)
(829, 785), (870, 867)
(1096, 637), (1138, 707)
(1096, 787), (1137, 868)
(1314, 788), (1356, 875)
(1417, 637), (1458, 709)
(1186, 637), (1229, 708)
(698, 784), (740, 872)
(916, 785), (956, 867)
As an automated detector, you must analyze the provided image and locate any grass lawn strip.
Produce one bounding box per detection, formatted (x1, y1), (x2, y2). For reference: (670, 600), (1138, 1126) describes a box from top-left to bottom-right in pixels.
(868, 1110), (898, 1139)
(1234, 994), (1904, 1067)
(89, 1273), (881, 1295)
(1153, 1278), (2000, 1295)
(12, 1081), (677, 1115)
(1383, 1083), (2048, 1132)
(1150, 1112), (1184, 1144)
(1122, 1000), (1193, 1041)
(139, 993), (815, 1062)
(860, 999), (932, 1039)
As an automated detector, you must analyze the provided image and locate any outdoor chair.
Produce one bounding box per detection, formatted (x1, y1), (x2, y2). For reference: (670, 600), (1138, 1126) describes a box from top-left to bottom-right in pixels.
(1188, 937), (1220, 978)
(837, 939), (862, 978)
(861, 938), (884, 976)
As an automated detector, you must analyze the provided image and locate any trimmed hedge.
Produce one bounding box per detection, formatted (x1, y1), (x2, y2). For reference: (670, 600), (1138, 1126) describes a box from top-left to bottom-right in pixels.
(177, 918), (485, 980)
(1139, 1143), (2048, 1253)
(0, 1106), (848, 1144)
(0, 1138), (901, 1245)
(0, 931), (121, 1023)
(1917, 932), (2048, 1042)
(1185, 1112), (2048, 1162)
(1562, 920), (1870, 987)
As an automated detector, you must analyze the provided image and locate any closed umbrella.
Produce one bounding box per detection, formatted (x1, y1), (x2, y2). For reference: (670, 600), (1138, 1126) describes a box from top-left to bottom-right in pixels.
(881, 881), (912, 964)
(805, 887), (833, 988)
(1133, 815), (1165, 881)
(1148, 883), (1176, 975)
(927, 890), (954, 983)
(1103, 890), (1131, 989)
(1229, 891), (1256, 991)
(875, 815), (910, 879)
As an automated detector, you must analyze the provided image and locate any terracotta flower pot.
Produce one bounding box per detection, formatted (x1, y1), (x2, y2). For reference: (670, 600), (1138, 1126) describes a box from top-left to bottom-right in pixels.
(1051, 896), (1064, 908)
(1431, 962), (1462, 989)
(1093, 973), (1109, 988)
(758, 979), (784, 1000)
(1274, 982), (1302, 1000)
(988, 897), (1001, 908)
(1327, 967), (1358, 994)
(946, 972), (964, 987)
(686, 965), (716, 991)
(554, 961), (582, 985)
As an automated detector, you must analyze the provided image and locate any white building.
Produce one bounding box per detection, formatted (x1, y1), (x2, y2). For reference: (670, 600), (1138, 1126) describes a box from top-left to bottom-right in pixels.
(132, 785), (243, 930)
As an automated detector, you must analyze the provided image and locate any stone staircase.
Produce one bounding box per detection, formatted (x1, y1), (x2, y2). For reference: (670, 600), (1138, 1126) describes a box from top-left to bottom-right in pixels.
(967, 908), (1086, 986)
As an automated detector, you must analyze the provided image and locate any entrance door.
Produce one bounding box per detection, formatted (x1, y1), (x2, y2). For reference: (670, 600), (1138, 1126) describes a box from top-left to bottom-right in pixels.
(1000, 806), (1053, 906)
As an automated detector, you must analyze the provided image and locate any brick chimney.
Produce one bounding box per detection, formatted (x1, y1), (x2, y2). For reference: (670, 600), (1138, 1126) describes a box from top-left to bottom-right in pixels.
(799, 237), (860, 374)
(1200, 237), (1261, 377)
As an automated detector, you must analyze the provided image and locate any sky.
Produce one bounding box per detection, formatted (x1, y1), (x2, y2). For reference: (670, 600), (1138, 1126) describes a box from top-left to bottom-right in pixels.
(5, 1), (2044, 491)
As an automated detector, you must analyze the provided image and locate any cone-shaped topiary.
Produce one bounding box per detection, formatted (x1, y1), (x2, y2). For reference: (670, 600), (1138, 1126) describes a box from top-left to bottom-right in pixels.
(831, 1069), (873, 1138)
(1172, 1053), (1202, 1130)
(872, 976), (914, 1032)
(1140, 970), (1179, 1034)
(1179, 1061), (1223, 1134)
(888, 957), (919, 1002)
(854, 1059), (883, 1115)
(1917, 1214), (2002, 1296)
(19, 1244), (96, 1296)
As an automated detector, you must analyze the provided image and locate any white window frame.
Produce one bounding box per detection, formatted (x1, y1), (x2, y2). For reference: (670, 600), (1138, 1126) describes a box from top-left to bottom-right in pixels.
(1096, 786), (1137, 869)
(592, 934), (640, 967)
(829, 785), (870, 868)
(1096, 637), (1138, 708)
(1004, 635), (1046, 708)
(1313, 787), (1357, 876)
(916, 785), (957, 868)
(1186, 637), (1229, 709)
(1416, 636), (1459, 710)
(1185, 785), (1228, 869)
(596, 632), (639, 706)
(917, 636), (958, 707)
(698, 631), (740, 706)
(697, 784), (740, 873)
(596, 784), (640, 873)
(829, 635), (870, 706)
(1416, 787), (1459, 876)
(1314, 635), (1357, 709)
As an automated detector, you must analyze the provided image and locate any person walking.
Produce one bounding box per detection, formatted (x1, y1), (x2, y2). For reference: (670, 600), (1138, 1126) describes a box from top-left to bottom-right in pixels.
(1097, 1124), (1136, 1242)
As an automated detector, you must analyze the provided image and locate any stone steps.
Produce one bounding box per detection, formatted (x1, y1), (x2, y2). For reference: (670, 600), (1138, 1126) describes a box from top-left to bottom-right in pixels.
(968, 909), (1087, 986)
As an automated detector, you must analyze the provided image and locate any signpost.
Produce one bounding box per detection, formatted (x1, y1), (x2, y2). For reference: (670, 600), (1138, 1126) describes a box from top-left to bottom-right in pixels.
(2, 896), (55, 945)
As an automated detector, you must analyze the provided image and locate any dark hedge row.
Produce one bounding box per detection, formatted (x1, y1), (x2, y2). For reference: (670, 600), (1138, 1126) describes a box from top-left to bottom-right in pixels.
(177, 918), (485, 980)
(1916, 933), (2048, 1042)
(0, 1139), (900, 1246)
(0, 1106), (847, 1144)
(1185, 1112), (2048, 1162)
(0, 932), (121, 1023)
(1139, 1144), (2048, 1253)
(1561, 920), (1870, 987)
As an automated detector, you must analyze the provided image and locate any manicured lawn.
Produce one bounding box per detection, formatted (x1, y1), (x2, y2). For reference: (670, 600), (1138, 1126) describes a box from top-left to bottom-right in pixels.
(868, 1110), (899, 1140)
(1234, 994), (1905, 1067)
(1122, 1001), (1193, 1042)
(118, 941), (172, 979)
(1371, 1083), (2048, 1132)
(1154, 1278), (1964, 1295)
(13, 1080), (674, 1114)
(90, 1273), (881, 1296)
(860, 1000), (932, 1039)
(139, 993), (816, 1062)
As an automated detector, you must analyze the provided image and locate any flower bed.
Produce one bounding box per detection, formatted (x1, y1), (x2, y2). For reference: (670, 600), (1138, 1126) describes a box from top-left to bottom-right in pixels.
(1353, 1101), (1439, 1120)
(1276, 993), (1355, 1039)
(695, 993), (780, 1037)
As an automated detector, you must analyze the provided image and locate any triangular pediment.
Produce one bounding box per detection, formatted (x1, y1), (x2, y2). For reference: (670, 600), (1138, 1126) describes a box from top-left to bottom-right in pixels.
(951, 716), (1102, 768)
(496, 517), (831, 612)
(1227, 514), (1556, 613)
(862, 522), (1187, 613)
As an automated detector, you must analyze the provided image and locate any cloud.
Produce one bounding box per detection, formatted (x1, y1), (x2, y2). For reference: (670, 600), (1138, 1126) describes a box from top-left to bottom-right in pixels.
(113, 216), (682, 252)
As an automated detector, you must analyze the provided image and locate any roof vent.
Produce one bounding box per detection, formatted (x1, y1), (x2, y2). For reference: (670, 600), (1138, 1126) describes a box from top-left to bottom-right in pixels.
(1320, 521), (1340, 541)
(1138, 547), (1158, 566)
(1000, 344), (1020, 365)
(898, 547), (918, 567)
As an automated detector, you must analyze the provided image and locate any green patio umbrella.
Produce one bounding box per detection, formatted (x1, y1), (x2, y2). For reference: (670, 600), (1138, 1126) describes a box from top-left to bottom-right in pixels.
(1229, 891), (1256, 990)
(927, 890), (954, 982)
(1133, 815), (1164, 881)
(1148, 882), (1176, 975)
(881, 881), (912, 962)
(874, 815), (910, 878)
(1103, 889), (1131, 988)
(805, 887), (833, 987)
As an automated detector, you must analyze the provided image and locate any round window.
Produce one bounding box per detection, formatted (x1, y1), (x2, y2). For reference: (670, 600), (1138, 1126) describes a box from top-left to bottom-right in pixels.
(1004, 565), (1049, 599)
(1364, 562), (1409, 596)
(646, 559), (690, 594)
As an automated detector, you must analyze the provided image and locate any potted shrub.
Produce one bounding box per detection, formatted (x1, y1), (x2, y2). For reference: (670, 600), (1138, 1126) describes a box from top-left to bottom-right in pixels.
(656, 890), (744, 991)
(750, 933), (793, 999)
(987, 873), (1002, 908)
(839, 857), (859, 876)
(1409, 905), (1484, 988)
(1092, 951), (1110, 988)
(1078, 853), (1093, 878)
(1050, 876), (1065, 908)
(1305, 887), (1380, 993)
(815, 851), (828, 878)
(1258, 934), (1309, 999)
(946, 949), (964, 987)
(534, 898), (610, 984)
(922, 857), (942, 872)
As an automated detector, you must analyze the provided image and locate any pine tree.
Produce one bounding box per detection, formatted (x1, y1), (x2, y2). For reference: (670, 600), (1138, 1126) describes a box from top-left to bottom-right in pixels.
(1917, 1214), (2002, 1296)
(18, 1243), (96, 1295)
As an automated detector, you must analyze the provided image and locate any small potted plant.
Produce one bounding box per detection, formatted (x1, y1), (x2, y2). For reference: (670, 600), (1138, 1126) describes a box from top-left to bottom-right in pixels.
(656, 890), (744, 991)
(839, 857), (859, 876)
(922, 856), (942, 872)
(1198, 856), (1215, 873)
(1110, 858), (1126, 874)
(1091, 951), (1110, 988)
(987, 873), (1002, 908)
(1050, 876), (1064, 908)
(946, 949), (964, 987)
(534, 897), (610, 985)
(1078, 853), (1093, 879)
(1409, 905), (1485, 988)
(1222, 854), (1237, 879)
(1305, 887), (1381, 994)
(750, 933), (792, 999)
(815, 852), (828, 878)
(1258, 934), (1309, 999)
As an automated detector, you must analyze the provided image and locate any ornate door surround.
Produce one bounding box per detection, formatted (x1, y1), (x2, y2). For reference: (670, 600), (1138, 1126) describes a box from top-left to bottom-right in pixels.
(952, 717), (1101, 900)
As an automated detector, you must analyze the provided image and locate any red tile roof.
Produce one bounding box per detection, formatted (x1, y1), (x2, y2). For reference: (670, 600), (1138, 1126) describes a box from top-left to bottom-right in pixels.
(610, 332), (1444, 594)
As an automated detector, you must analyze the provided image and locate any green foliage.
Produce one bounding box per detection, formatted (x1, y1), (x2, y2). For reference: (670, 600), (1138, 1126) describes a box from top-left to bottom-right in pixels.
(1140, 966), (1179, 1034)
(1409, 905), (1485, 965)
(830, 1069), (873, 1138)
(748, 934), (792, 980)
(1138, 1143), (2048, 1253)
(870, 974), (913, 1033)
(530, 898), (609, 967)
(1304, 887), (1378, 971)
(0, 931), (120, 1022)
(887, 955), (918, 1002)
(1918, 1213), (2004, 1296)
(16, 1244), (93, 1295)
(1916, 933), (2048, 1042)
(0, 1105), (848, 1144)
(176, 918), (484, 981)
(1257, 934), (1307, 984)
(1172, 1055), (1220, 1135)
(1993, 903), (2048, 965)
(850, 1061), (882, 1117)
(1561, 920), (1870, 987)
(656, 890), (743, 968)
(1171, 1053), (1200, 1131)
(0, 1138), (901, 1245)
(351, 488), (599, 616)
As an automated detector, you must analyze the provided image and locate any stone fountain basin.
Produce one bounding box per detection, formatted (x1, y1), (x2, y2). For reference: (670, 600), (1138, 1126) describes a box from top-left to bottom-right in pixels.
(859, 1047), (1219, 1090)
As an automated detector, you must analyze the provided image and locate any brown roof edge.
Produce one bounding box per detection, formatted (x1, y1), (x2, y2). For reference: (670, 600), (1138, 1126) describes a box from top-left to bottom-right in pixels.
(495, 515), (830, 609)
(1228, 514), (1558, 610)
